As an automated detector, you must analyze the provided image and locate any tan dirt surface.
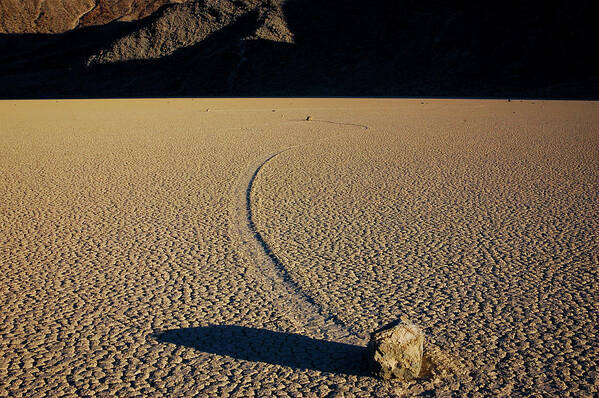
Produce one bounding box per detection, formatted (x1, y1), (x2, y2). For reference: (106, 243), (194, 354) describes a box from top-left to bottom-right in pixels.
(1, 99), (598, 396)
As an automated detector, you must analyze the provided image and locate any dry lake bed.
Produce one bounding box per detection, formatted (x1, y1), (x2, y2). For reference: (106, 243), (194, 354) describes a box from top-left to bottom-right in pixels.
(1, 98), (597, 396)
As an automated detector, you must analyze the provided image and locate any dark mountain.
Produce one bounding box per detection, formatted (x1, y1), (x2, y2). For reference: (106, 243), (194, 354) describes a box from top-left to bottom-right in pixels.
(0, 0), (597, 98)
(0, 0), (195, 34)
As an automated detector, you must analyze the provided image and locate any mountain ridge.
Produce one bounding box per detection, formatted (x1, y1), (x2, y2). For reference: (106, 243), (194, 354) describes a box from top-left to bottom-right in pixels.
(0, 0), (597, 98)
(0, 0), (193, 34)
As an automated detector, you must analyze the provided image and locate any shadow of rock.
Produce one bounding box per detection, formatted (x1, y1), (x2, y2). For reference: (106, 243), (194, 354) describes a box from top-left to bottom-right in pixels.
(154, 325), (369, 376)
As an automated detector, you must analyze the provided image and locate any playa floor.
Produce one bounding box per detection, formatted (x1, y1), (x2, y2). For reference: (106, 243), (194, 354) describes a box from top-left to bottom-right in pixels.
(1, 99), (597, 396)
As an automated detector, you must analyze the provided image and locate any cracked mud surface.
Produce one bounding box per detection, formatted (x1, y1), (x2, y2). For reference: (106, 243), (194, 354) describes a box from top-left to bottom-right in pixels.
(1, 99), (598, 396)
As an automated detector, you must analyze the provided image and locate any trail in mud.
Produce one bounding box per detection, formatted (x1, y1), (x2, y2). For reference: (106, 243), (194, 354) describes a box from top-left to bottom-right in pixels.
(226, 119), (470, 387)
(228, 122), (367, 345)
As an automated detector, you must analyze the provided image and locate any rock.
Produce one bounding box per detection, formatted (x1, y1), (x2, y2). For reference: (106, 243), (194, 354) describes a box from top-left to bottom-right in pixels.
(367, 319), (424, 380)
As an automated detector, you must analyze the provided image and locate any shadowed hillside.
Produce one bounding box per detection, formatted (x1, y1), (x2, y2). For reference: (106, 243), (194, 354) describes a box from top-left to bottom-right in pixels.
(0, 0), (597, 98)
(0, 0), (195, 33)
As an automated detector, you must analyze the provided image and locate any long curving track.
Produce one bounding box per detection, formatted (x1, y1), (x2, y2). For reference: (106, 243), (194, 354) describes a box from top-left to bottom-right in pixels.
(228, 122), (368, 346)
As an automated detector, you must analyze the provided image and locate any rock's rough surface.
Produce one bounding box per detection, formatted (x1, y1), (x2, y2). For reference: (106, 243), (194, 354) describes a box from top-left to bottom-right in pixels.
(367, 320), (424, 381)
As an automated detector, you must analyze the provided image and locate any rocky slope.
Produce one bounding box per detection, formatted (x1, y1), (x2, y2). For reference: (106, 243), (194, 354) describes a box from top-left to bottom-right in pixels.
(86, 0), (292, 65)
(0, 0), (596, 98)
(0, 0), (191, 34)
